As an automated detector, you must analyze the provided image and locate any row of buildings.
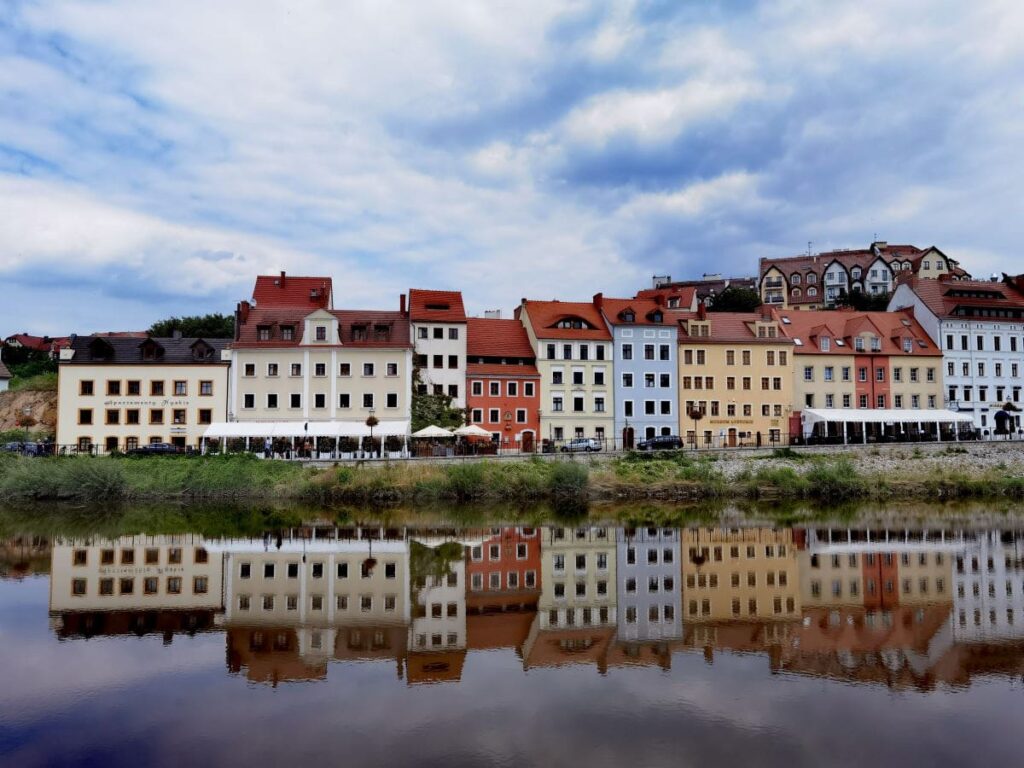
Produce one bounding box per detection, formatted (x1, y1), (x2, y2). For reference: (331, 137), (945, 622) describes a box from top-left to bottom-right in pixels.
(49, 245), (1024, 453)
(40, 523), (1024, 688)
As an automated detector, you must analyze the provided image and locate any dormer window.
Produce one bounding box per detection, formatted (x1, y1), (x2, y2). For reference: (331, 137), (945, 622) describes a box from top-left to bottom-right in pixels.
(852, 267), (862, 279)
(870, 336), (882, 352)
(87, 339), (114, 361)
(622, 311), (636, 323)
(191, 341), (213, 360)
(426, 303), (450, 311)
(281, 325), (295, 341)
(903, 338), (913, 353)
(555, 317), (587, 329)
(820, 337), (830, 352)
(140, 340), (164, 361)
(854, 337), (865, 352)
(667, 298), (679, 308)
(352, 324), (368, 342)
(791, 274), (801, 285)
(806, 273), (817, 284)
(315, 325), (327, 341)
(807, 287), (817, 297)
(257, 326), (271, 341)
(649, 311), (663, 323)
(374, 324), (390, 341)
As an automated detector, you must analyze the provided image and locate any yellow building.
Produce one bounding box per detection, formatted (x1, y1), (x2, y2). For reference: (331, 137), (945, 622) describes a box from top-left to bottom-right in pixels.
(56, 335), (229, 453)
(517, 299), (614, 445)
(680, 527), (801, 622)
(675, 308), (793, 447)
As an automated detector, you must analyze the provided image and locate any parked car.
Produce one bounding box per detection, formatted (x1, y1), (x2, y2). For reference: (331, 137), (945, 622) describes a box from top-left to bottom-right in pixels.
(126, 442), (182, 456)
(2, 441), (49, 457)
(560, 438), (602, 453)
(636, 435), (684, 451)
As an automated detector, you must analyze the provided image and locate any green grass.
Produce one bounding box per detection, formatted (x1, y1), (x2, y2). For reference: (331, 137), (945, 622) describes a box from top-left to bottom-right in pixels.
(8, 372), (58, 392)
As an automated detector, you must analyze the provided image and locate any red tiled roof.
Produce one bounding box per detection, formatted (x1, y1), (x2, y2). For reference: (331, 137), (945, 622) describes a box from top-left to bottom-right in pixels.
(466, 362), (539, 377)
(466, 318), (535, 358)
(635, 285), (698, 308)
(675, 311), (794, 345)
(3, 333), (70, 352)
(252, 273), (332, 309)
(599, 296), (671, 326)
(409, 289), (466, 322)
(773, 308), (941, 356)
(520, 300), (611, 341)
(895, 275), (1024, 320)
(232, 307), (410, 348)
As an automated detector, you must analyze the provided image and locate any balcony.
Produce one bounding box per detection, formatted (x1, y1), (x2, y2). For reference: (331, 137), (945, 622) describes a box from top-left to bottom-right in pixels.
(763, 278), (783, 288)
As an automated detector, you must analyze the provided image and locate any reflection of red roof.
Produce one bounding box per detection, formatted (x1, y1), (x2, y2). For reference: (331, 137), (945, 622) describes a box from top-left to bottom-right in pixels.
(409, 289), (466, 322)
(598, 296), (670, 326)
(467, 318), (536, 358)
(519, 300), (611, 341)
(253, 273), (332, 309)
(406, 650), (466, 684)
(466, 363), (539, 377)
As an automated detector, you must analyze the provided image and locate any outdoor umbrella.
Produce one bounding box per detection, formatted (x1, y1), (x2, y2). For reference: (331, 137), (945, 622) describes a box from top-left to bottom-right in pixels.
(411, 425), (456, 438)
(454, 424), (492, 438)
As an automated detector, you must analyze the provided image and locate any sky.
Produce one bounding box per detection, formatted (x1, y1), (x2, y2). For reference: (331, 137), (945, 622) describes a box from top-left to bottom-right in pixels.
(2, 0), (1024, 335)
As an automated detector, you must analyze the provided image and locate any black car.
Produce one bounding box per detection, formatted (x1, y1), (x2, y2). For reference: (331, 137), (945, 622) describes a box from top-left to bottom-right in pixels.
(126, 442), (182, 456)
(636, 435), (684, 451)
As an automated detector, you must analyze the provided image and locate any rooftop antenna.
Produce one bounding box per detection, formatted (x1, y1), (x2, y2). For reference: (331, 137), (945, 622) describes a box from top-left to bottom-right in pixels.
(807, 241), (812, 257)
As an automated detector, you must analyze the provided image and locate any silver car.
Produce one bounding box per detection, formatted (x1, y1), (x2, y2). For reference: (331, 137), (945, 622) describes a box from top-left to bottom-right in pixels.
(560, 438), (602, 453)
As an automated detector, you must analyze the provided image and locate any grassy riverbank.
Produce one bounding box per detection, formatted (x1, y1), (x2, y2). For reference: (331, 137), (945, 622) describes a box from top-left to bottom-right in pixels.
(1, 447), (1024, 506)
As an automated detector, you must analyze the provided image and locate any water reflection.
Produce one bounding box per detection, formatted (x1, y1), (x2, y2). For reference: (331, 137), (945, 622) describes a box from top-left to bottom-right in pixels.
(34, 524), (1024, 689)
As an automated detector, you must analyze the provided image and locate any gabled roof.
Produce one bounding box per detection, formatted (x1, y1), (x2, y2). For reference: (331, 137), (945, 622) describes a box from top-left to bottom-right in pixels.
(64, 335), (229, 365)
(252, 272), (333, 309)
(466, 318), (535, 358)
(635, 285), (699, 309)
(773, 309), (941, 356)
(599, 297), (669, 326)
(0, 361), (10, 379)
(519, 300), (611, 341)
(896, 275), (1024, 320)
(675, 311), (793, 345)
(408, 289), (466, 322)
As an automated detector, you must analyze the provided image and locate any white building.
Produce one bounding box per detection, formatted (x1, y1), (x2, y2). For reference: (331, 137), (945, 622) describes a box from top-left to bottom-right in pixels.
(409, 289), (468, 409)
(616, 527), (682, 643)
(890, 275), (1024, 435)
(953, 530), (1024, 642)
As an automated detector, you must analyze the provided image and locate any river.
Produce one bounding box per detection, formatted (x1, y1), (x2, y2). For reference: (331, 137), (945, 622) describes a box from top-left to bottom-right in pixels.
(1, 505), (1022, 766)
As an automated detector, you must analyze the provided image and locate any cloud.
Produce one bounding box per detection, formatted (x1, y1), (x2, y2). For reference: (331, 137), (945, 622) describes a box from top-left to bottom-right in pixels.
(2, 0), (1024, 334)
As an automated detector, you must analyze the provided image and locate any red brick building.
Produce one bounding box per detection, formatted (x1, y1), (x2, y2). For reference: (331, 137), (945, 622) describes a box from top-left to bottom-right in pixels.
(466, 318), (540, 452)
(466, 527), (542, 613)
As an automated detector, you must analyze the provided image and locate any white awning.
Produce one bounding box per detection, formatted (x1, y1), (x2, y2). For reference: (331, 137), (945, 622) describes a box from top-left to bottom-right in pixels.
(202, 420), (410, 439)
(801, 408), (973, 436)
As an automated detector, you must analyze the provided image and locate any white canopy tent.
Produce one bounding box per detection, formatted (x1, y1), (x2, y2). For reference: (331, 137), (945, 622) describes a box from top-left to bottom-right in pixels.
(201, 420), (411, 456)
(453, 424), (492, 438)
(411, 425), (455, 439)
(801, 408), (974, 443)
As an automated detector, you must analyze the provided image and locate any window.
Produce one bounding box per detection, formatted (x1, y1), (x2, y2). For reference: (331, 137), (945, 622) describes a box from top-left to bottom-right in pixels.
(266, 394), (278, 409)
(243, 394), (256, 410)
(363, 393), (374, 409)
(363, 363), (375, 377)
(622, 343), (633, 360)
(313, 394), (326, 409)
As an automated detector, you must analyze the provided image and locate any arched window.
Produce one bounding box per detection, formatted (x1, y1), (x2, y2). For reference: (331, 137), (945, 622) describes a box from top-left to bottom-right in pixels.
(792, 288), (802, 298)
(807, 287), (818, 297)
(851, 267), (862, 279)
(807, 273), (818, 284)
(791, 274), (801, 285)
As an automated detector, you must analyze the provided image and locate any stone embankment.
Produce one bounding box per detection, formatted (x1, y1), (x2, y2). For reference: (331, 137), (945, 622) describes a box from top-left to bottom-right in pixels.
(0, 389), (57, 434)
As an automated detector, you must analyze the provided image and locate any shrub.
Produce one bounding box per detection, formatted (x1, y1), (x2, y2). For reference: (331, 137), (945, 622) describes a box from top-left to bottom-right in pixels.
(805, 459), (865, 502)
(548, 461), (589, 497)
(444, 462), (487, 500)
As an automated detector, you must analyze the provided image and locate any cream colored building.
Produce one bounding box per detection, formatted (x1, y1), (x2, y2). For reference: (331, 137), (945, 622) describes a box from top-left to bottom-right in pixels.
(408, 289), (468, 408)
(681, 527), (801, 622)
(222, 303), (413, 450)
(56, 335), (229, 453)
(50, 534), (224, 615)
(538, 526), (617, 630)
(518, 299), (614, 445)
(676, 309), (793, 447)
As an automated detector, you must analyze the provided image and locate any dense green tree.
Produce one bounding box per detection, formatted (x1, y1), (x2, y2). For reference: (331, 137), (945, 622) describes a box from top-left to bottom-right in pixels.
(148, 313), (235, 338)
(410, 368), (466, 432)
(707, 286), (762, 312)
(835, 289), (891, 311)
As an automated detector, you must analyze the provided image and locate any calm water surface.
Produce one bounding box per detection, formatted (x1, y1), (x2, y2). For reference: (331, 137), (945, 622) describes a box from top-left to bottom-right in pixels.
(2, 519), (1023, 766)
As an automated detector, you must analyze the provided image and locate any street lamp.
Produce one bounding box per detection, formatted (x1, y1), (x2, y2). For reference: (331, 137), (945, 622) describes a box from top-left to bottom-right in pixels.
(365, 408), (378, 456)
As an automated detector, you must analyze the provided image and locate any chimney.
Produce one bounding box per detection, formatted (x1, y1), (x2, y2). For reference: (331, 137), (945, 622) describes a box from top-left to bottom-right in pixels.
(484, 309), (502, 319)
(172, 329), (183, 340)
(400, 294), (407, 314)
(592, 292), (603, 310)
(279, 270), (286, 287)
(652, 293), (664, 306)
(697, 301), (707, 320)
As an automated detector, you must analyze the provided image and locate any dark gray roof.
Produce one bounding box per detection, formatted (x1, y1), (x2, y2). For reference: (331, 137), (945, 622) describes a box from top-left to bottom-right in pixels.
(65, 335), (229, 365)
(0, 361), (10, 378)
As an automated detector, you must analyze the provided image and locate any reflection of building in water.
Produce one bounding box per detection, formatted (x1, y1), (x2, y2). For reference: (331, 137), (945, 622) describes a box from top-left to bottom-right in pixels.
(681, 527), (801, 622)
(49, 534), (223, 639)
(617, 527), (681, 643)
(215, 526), (411, 684)
(406, 531), (486, 684)
(953, 530), (1024, 642)
(523, 526), (617, 672)
(0, 535), (51, 580)
(465, 527), (541, 658)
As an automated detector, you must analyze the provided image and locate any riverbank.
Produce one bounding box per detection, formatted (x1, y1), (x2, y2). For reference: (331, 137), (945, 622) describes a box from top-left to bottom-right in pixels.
(2, 443), (1024, 505)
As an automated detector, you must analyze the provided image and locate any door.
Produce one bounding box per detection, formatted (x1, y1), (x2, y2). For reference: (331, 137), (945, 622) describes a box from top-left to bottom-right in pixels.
(728, 428), (737, 448)
(622, 427), (635, 450)
(521, 431), (535, 453)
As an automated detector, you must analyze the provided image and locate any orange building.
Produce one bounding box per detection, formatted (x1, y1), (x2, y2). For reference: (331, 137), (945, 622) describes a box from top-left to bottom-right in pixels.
(466, 318), (541, 452)
(466, 527), (541, 612)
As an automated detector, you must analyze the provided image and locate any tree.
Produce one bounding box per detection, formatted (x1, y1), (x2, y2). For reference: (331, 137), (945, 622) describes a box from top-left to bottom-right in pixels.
(707, 286), (762, 312)
(411, 368), (466, 432)
(835, 289), (891, 312)
(148, 313), (235, 338)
